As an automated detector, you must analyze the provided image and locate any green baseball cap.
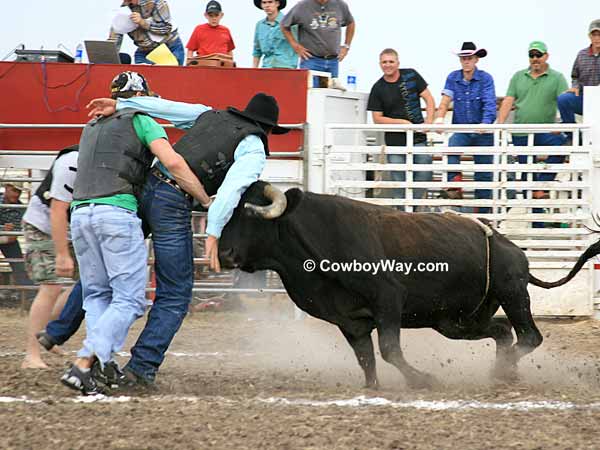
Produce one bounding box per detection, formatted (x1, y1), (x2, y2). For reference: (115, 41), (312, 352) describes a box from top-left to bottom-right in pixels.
(528, 41), (548, 53)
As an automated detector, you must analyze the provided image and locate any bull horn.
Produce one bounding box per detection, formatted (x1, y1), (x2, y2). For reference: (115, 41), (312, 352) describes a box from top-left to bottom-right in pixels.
(244, 184), (287, 219)
(593, 211), (600, 229)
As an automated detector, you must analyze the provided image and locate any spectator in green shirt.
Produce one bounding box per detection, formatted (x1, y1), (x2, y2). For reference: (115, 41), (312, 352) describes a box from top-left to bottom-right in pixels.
(497, 41), (568, 228)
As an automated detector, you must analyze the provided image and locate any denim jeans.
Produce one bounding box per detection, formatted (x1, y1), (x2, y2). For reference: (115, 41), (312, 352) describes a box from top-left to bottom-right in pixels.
(300, 56), (339, 87)
(387, 142), (432, 206)
(126, 173), (193, 382)
(72, 205), (148, 365)
(448, 133), (495, 213)
(0, 240), (32, 286)
(557, 91), (584, 124)
(511, 133), (566, 228)
(46, 280), (84, 345)
(134, 37), (186, 66)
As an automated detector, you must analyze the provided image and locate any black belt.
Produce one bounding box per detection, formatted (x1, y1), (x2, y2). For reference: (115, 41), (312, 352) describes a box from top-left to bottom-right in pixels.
(72, 203), (89, 211)
(318, 55), (338, 60)
(71, 203), (134, 212)
(151, 167), (192, 200)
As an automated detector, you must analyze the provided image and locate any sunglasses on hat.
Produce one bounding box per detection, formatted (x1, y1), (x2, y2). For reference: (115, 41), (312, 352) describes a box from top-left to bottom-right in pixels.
(528, 51), (545, 59)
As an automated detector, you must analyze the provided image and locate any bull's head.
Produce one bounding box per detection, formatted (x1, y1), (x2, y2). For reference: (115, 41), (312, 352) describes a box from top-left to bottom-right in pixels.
(219, 181), (289, 271)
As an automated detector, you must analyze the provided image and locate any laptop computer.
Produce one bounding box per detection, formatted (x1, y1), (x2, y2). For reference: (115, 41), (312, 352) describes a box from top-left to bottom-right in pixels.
(84, 40), (121, 64)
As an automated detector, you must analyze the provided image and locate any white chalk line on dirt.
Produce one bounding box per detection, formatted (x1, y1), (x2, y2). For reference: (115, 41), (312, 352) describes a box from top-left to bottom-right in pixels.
(258, 396), (600, 411)
(2, 394), (600, 412)
(0, 351), (236, 358)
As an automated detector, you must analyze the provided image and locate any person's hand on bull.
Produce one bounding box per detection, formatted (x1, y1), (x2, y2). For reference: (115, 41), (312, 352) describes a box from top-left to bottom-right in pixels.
(86, 98), (117, 118)
(205, 235), (221, 273)
(55, 251), (75, 278)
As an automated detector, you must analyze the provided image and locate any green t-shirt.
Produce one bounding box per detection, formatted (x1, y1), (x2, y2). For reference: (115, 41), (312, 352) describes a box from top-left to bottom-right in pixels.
(71, 114), (167, 212)
(506, 66), (568, 124)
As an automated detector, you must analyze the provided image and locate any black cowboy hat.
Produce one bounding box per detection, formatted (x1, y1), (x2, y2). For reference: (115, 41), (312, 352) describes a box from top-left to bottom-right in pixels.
(253, 0), (287, 10)
(454, 42), (487, 58)
(228, 93), (289, 135)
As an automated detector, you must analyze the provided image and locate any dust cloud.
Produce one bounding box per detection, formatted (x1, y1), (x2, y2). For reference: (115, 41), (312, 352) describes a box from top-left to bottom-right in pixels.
(219, 297), (600, 392)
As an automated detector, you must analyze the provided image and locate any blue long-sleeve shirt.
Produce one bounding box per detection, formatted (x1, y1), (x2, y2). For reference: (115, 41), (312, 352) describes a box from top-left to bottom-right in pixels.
(116, 97), (267, 239)
(441, 68), (497, 124)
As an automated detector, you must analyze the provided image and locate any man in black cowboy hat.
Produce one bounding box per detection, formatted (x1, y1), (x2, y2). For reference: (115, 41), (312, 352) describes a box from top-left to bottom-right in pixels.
(252, 0), (297, 69)
(434, 41), (497, 213)
(86, 91), (288, 386)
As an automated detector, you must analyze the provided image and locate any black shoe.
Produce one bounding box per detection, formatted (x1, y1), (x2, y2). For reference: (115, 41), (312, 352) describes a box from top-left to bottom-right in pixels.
(116, 367), (156, 392)
(91, 360), (124, 389)
(61, 364), (105, 395)
(36, 330), (58, 352)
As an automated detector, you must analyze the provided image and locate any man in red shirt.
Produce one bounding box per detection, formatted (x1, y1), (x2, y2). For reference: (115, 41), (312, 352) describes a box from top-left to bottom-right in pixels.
(186, 1), (235, 60)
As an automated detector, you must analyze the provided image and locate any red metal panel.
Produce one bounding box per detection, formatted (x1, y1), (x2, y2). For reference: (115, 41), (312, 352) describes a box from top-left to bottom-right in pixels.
(0, 62), (307, 152)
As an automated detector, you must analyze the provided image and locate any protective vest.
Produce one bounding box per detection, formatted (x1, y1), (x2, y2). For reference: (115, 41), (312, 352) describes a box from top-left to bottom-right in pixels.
(73, 109), (154, 200)
(174, 109), (269, 196)
(35, 145), (78, 206)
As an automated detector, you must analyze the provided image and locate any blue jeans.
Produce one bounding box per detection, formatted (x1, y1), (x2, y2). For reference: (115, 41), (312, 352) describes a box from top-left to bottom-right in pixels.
(387, 142), (432, 206)
(300, 56), (339, 87)
(557, 91), (583, 124)
(46, 280), (84, 345)
(126, 173), (193, 382)
(0, 240), (32, 286)
(72, 205), (148, 365)
(448, 133), (494, 213)
(134, 37), (185, 66)
(511, 133), (566, 228)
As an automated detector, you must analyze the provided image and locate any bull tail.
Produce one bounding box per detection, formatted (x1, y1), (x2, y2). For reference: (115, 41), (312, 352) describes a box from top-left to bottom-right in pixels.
(529, 238), (600, 289)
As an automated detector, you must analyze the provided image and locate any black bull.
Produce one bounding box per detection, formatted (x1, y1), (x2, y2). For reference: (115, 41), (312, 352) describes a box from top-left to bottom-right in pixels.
(219, 182), (600, 389)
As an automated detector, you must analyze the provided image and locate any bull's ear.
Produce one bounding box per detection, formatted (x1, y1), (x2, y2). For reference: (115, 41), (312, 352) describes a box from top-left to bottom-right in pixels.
(282, 188), (304, 216)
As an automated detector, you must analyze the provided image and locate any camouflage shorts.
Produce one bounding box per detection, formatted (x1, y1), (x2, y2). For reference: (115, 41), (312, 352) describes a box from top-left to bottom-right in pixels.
(23, 223), (79, 285)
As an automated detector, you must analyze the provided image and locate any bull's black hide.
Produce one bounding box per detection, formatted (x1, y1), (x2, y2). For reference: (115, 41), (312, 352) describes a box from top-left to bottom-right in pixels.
(219, 182), (600, 389)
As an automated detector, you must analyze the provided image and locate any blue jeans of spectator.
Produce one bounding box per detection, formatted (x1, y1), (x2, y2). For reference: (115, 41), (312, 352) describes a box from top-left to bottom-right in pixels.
(300, 56), (339, 87)
(448, 133), (494, 213)
(134, 37), (185, 66)
(557, 91), (584, 124)
(387, 142), (432, 208)
(0, 240), (32, 286)
(72, 205), (148, 365)
(511, 133), (566, 228)
(126, 173), (194, 383)
(46, 280), (84, 345)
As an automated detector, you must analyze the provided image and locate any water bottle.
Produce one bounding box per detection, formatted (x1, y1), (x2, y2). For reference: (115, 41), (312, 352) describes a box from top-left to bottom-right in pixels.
(74, 43), (83, 63)
(346, 68), (357, 92)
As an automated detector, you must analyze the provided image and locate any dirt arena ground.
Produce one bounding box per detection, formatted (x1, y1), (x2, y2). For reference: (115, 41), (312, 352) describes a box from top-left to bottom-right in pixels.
(2, 298), (600, 450)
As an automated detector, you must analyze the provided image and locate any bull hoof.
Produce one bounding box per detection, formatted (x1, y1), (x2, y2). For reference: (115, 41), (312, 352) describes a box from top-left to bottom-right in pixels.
(407, 373), (438, 390)
(364, 379), (379, 390)
(492, 365), (519, 383)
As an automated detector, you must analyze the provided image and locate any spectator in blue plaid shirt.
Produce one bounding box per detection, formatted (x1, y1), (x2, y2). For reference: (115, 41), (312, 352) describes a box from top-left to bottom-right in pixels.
(557, 19), (600, 127)
(0, 182), (32, 288)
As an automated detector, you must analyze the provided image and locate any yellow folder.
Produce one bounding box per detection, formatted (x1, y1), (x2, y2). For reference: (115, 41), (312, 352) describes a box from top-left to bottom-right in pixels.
(147, 43), (179, 66)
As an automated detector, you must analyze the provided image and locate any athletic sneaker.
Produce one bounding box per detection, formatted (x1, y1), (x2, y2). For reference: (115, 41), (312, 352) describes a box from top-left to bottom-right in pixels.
(91, 360), (124, 389)
(115, 367), (157, 393)
(60, 364), (105, 396)
(36, 330), (58, 352)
